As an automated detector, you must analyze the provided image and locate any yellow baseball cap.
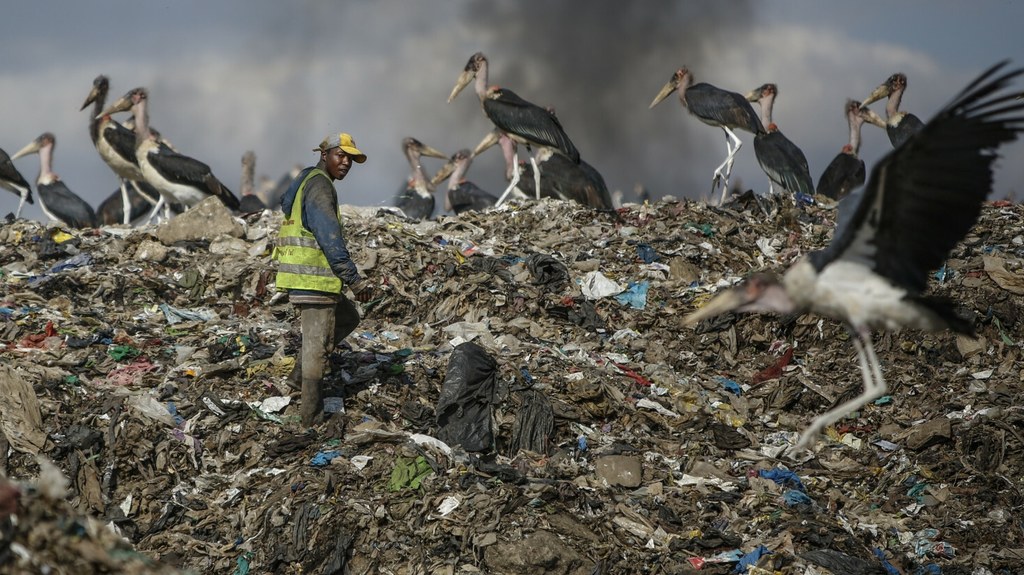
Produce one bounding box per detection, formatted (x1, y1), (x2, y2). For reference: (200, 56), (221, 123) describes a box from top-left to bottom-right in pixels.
(314, 132), (367, 163)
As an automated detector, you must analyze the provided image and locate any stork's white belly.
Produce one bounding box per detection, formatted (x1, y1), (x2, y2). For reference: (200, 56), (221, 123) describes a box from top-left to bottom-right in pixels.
(97, 136), (143, 181)
(808, 261), (931, 331)
(139, 158), (207, 207)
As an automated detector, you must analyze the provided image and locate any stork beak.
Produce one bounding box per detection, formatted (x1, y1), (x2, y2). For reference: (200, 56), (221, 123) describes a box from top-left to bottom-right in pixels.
(744, 88), (762, 102)
(682, 287), (749, 327)
(431, 160), (456, 188)
(448, 69), (475, 103)
(10, 137), (43, 161)
(860, 83), (891, 108)
(419, 143), (448, 160)
(97, 95), (132, 119)
(858, 106), (888, 128)
(80, 84), (102, 111)
(649, 79), (679, 109)
(471, 130), (501, 157)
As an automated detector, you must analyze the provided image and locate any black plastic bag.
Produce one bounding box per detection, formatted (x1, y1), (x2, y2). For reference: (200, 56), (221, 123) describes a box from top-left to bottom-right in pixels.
(436, 342), (498, 453)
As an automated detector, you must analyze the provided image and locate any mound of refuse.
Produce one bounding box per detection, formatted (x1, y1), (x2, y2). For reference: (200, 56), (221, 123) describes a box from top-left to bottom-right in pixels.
(2, 194), (1023, 574)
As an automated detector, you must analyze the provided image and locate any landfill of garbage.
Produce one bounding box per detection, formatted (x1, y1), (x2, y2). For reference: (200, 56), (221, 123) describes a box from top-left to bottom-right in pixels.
(2, 193), (1024, 574)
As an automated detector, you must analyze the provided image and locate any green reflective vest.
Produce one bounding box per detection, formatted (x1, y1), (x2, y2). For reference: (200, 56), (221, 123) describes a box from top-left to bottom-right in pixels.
(273, 168), (344, 294)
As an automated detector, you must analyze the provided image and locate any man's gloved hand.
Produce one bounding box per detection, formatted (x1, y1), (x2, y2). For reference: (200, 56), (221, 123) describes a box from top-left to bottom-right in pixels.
(354, 284), (376, 303)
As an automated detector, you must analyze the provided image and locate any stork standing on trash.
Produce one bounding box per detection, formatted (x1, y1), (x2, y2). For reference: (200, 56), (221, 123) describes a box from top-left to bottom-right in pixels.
(448, 52), (580, 207)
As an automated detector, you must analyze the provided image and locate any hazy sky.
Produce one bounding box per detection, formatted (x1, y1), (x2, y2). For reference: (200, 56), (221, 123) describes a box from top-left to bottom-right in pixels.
(1, 0), (1022, 222)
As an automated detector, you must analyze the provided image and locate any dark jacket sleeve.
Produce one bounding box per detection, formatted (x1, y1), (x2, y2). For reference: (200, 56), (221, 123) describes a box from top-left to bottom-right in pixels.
(301, 174), (363, 287)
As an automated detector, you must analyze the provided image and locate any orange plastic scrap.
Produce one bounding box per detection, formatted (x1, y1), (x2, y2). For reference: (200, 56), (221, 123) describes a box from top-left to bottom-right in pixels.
(751, 347), (794, 385)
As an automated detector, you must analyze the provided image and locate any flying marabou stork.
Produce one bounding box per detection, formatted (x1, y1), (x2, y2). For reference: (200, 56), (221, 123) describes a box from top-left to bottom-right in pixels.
(238, 151), (267, 213)
(430, 148), (498, 214)
(11, 133), (97, 229)
(650, 67), (765, 204)
(815, 100), (872, 201)
(745, 83), (815, 198)
(448, 52), (580, 206)
(684, 61), (1024, 451)
(0, 147), (33, 219)
(860, 72), (925, 148)
(393, 137), (447, 220)
(99, 87), (239, 218)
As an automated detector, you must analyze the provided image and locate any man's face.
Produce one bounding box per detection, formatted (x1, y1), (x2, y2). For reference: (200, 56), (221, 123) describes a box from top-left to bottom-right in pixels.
(322, 147), (353, 180)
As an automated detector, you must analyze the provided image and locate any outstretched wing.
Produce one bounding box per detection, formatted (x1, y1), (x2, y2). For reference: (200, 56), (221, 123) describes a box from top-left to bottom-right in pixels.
(810, 61), (1024, 293)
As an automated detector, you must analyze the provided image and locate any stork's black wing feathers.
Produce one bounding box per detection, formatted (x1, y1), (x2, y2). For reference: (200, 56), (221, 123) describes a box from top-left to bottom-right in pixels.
(686, 83), (766, 134)
(811, 61), (1024, 293)
(484, 89), (580, 162)
(578, 159), (614, 210)
(887, 113), (925, 147)
(395, 186), (434, 220)
(40, 182), (97, 229)
(816, 153), (865, 200)
(753, 131), (815, 195)
(102, 123), (140, 166)
(450, 182), (497, 214)
(146, 150), (240, 210)
(0, 148), (33, 204)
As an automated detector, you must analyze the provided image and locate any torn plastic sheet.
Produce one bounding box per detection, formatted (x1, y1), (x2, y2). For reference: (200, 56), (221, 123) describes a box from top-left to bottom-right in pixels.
(159, 303), (218, 325)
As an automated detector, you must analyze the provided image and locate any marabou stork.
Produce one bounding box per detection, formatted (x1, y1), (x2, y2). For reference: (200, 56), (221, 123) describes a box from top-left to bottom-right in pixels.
(745, 83), (815, 198)
(393, 137), (447, 220)
(473, 129), (613, 210)
(11, 133), (97, 229)
(430, 148), (498, 214)
(238, 151), (267, 213)
(650, 67), (765, 204)
(860, 72), (925, 148)
(448, 52), (580, 206)
(815, 100), (870, 201)
(81, 75), (160, 225)
(0, 147), (33, 219)
(98, 87), (239, 218)
(683, 62), (1024, 451)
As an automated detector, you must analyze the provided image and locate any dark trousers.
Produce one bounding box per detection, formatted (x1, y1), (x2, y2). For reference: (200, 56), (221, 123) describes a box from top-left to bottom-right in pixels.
(290, 296), (360, 425)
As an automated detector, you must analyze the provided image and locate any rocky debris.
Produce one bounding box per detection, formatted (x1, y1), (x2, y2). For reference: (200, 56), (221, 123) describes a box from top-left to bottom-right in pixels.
(1, 195), (1023, 574)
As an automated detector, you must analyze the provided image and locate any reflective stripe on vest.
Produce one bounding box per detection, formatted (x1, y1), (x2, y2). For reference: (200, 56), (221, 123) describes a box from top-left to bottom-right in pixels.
(273, 168), (344, 294)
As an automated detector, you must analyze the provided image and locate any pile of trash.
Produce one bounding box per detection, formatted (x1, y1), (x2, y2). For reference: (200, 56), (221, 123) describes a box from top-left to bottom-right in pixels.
(2, 192), (1024, 574)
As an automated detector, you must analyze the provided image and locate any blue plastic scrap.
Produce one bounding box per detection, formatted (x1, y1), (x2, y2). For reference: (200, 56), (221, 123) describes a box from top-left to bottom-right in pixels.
(310, 450), (341, 467)
(872, 548), (901, 575)
(614, 281), (650, 309)
(635, 243), (660, 263)
(733, 545), (772, 573)
(717, 376), (743, 396)
(759, 468), (806, 492)
(782, 489), (813, 506)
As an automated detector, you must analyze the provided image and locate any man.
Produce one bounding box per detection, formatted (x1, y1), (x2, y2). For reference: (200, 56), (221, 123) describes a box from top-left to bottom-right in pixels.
(273, 132), (375, 426)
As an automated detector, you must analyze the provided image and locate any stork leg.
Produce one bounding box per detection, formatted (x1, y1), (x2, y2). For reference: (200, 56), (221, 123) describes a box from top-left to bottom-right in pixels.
(795, 328), (886, 450)
(712, 128), (743, 205)
(494, 152), (521, 208)
(530, 156), (542, 201)
(146, 195), (166, 226)
(15, 190), (27, 220)
(119, 179), (132, 225)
